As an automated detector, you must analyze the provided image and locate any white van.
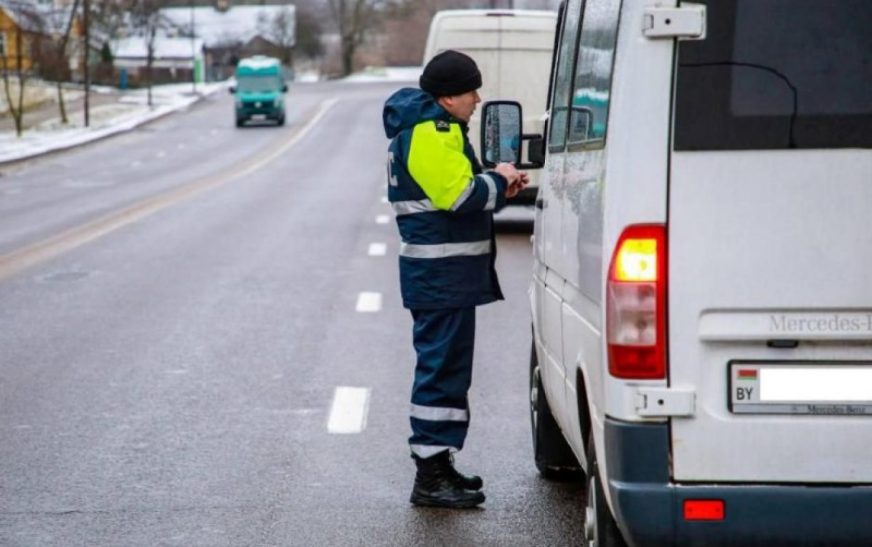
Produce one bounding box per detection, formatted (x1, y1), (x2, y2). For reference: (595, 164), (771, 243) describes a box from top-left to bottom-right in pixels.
(481, 0), (872, 545)
(423, 9), (557, 205)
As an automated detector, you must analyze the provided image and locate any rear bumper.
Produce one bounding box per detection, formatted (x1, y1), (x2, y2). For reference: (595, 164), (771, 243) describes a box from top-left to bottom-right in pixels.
(605, 418), (872, 547)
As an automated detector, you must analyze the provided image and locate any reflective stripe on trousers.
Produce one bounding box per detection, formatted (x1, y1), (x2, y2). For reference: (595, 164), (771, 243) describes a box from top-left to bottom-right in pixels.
(409, 307), (476, 456)
(399, 240), (490, 259)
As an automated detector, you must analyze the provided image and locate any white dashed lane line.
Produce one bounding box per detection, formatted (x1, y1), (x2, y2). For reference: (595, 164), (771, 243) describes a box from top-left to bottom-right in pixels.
(368, 243), (387, 256)
(356, 292), (382, 313)
(327, 387), (371, 434)
(375, 214), (390, 224)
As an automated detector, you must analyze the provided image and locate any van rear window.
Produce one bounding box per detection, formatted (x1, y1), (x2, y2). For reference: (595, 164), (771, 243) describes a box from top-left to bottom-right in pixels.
(674, 0), (872, 150)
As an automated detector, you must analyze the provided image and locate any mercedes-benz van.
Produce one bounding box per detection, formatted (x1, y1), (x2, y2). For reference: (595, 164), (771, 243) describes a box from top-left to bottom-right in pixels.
(230, 56), (288, 127)
(481, 1), (872, 545)
(423, 9), (557, 205)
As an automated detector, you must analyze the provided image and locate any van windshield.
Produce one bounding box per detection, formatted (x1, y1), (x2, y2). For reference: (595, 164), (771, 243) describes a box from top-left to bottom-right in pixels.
(237, 75), (281, 93)
(674, 0), (872, 150)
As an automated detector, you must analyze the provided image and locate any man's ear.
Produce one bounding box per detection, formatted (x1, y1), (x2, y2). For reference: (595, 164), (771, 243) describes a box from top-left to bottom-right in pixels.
(436, 96), (453, 110)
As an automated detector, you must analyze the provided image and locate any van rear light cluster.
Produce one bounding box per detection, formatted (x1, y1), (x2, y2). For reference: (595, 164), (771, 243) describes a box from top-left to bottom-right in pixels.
(607, 225), (667, 379)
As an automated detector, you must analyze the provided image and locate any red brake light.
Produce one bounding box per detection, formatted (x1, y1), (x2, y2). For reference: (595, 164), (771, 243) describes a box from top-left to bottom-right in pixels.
(607, 225), (667, 379)
(684, 499), (725, 521)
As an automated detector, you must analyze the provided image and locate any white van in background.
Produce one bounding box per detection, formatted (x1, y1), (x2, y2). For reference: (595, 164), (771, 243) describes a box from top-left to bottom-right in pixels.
(423, 9), (557, 206)
(481, 0), (872, 545)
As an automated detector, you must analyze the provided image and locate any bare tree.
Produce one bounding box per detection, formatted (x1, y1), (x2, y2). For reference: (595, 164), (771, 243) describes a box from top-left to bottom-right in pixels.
(257, 6), (295, 67)
(294, 4), (324, 62)
(326, 0), (397, 77)
(0, 1), (42, 136)
(130, 0), (167, 107)
(46, 0), (81, 125)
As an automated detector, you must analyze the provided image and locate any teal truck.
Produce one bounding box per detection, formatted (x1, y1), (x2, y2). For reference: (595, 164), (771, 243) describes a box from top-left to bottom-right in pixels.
(230, 56), (288, 127)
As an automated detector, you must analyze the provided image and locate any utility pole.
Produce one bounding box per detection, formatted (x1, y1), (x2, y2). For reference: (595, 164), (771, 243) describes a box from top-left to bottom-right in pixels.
(190, 2), (197, 93)
(82, 0), (90, 127)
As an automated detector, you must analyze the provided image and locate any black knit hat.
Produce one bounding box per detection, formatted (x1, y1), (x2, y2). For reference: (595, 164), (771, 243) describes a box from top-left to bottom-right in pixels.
(419, 50), (482, 98)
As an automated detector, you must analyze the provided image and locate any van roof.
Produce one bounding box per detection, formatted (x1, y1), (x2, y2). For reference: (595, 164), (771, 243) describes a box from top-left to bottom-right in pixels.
(423, 9), (557, 62)
(430, 9), (557, 20)
(237, 56), (281, 70)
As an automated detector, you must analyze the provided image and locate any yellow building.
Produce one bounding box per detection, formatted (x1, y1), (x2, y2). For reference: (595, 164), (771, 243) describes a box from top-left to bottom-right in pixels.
(0, 1), (83, 74)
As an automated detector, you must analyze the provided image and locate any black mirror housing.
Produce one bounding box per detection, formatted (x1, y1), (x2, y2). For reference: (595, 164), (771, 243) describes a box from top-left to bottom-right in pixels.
(228, 86), (236, 94)
(528, 137), (546, 165)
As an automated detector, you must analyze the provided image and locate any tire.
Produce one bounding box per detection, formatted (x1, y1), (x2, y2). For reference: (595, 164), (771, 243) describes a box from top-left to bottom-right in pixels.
(235, 117), (245, 127)
(276, 115), (285, 126)
(584, 437), (628, 547)
(530, 340), (582, 479)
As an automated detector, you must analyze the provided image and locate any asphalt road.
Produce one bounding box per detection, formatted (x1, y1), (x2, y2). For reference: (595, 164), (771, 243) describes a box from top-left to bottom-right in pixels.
(0, 81), (585, 546)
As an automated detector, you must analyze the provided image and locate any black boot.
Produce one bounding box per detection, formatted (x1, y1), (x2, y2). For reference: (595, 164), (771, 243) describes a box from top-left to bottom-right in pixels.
(410, 452), (485, 508)
(445, 452), (483, 491)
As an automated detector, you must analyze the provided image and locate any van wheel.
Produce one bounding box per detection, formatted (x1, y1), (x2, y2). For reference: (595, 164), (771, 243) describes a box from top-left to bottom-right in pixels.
(276, 115), (285, 126)
(530, 341), (582, 480)
(236, 117), (245, 127)
(584, 438), (628, 547)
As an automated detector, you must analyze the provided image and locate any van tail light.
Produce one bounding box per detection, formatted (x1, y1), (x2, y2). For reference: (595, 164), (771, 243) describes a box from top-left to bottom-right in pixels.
(607, 225), (667, 379)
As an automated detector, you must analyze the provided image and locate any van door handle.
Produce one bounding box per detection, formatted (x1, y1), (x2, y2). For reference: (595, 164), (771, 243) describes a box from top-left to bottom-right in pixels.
(535, 198), (544, 210)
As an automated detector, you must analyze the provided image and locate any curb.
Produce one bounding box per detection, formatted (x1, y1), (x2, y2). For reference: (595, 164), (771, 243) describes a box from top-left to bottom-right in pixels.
(0, 87), (222, 167)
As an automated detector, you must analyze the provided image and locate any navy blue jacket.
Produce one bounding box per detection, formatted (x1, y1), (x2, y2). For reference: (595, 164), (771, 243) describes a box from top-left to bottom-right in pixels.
(383, 88), (508, 310)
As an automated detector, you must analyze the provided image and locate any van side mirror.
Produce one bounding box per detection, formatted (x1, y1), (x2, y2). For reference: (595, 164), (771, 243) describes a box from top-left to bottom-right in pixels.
(481, 101), (522, 167)
(228, 86), (236, 94)
(282, 84), (288, 93)
(481, 101), (545, 170)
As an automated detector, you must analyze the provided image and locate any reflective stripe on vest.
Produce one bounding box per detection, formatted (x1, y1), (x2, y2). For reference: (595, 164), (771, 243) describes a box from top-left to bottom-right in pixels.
(410, 403), (469, 422)
(392, 199), (437, 216)
(399, 240), (490, 259)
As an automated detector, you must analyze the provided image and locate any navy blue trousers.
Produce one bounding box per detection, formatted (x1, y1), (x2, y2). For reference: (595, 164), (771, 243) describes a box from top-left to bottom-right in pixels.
(408, 307), (476, 458)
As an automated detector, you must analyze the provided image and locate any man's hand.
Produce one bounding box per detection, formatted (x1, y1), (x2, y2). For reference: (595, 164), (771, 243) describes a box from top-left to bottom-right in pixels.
(505, 170), (529, 199)
(493, 163), (520, 186)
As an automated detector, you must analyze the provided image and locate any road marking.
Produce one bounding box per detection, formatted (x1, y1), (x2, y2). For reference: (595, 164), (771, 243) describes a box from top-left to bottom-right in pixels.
(327, 387), (371, 434)
(356, 292), (382, 312)
(0, 98), (340, 282)
(368, 242), (387, 256)
(380, 196), (388, 204)
(156, 150), (166, 158)
(177, 143), (186, 150)
(375, 214), (390, 224)
(130, 160), (142, 168)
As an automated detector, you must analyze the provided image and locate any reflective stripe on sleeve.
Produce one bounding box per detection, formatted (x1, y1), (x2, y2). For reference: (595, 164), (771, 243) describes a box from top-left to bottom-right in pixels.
(410, 403), (469, 422)
(449, 179), (476, 211)
(410, 444), (459, 458)
(399, 240), (490, 259)
(392, 199), (437, 216)
(481, 173), (498, 211)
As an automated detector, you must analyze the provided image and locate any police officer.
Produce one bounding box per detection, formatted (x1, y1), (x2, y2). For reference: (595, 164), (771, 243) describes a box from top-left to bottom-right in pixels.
(382, 50), (528, 509)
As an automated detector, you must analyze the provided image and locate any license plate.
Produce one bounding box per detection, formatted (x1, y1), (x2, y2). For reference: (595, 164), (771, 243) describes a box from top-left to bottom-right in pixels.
(730, 362), (872, 415)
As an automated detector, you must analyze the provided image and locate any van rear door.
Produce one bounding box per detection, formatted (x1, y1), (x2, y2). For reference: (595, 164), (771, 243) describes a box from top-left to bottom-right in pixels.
(668, 0), (872, 483)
